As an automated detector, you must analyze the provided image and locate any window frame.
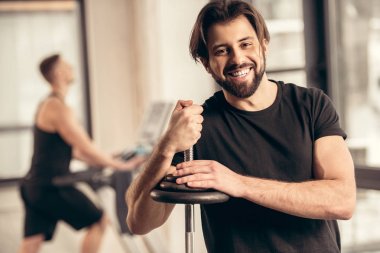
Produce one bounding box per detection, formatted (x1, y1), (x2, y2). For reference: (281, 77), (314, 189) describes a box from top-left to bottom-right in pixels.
(308, 0), (380, 189)
(0, 0), (92, 182)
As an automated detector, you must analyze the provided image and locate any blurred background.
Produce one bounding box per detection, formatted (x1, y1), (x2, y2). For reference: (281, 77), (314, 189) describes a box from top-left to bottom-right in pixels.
(0, 0), (379, 252)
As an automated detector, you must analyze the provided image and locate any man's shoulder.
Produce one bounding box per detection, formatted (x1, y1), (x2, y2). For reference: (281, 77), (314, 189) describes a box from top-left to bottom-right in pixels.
(43, 96), (69, 110)
(202, 90), (224, 110)
(277, 80), (325, 101)
(41, 97), (74, 125)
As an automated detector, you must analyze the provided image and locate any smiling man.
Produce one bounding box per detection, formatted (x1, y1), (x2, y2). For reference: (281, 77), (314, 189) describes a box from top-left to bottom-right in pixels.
(201, 15), (267, 100)
(126, 1), (356, 252)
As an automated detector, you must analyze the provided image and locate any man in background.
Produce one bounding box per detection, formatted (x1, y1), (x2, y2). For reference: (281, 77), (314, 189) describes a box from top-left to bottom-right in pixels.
(19, 54), (145, 253)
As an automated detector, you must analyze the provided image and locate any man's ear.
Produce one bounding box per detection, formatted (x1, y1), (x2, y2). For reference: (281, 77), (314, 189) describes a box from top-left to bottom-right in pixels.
(50, 66), (60, 83)
(200, 57), (211, 73)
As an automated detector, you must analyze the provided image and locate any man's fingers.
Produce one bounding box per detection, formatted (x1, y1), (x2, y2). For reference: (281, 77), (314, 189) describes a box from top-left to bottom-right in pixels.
(176, 172), (214, 184)
(177, 160), (212, 168)
(174, 165), (211, 176)
(195, 123), (203, 132)
(174, 100), (193, 111)
(187, 180), (212, 188)
(194, 115), (204, 124)
(183, 104), (203, 115)
(173, 100), (203, 116)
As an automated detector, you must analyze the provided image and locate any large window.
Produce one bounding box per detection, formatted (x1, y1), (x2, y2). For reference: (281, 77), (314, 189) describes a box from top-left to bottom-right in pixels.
(327, 0), (380, 252)
(253, 0), (306, 86)
(340, 189), (380, 253)
(0, 1), (89, 178)
(330, 0), (380, 167)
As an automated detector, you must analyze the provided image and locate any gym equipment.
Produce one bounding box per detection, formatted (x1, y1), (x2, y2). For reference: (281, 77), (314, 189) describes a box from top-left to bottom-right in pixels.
(53, 101), (174, 234)
(52, 149), (139, 234)
(51, 102), (175, 253)
(150, 147), (229, 253)
(52, 151), (168, 253)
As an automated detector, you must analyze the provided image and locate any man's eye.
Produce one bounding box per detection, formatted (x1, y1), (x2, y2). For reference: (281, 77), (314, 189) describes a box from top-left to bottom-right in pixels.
(241, 42), (252, 48)
(215, 49), (227, 56)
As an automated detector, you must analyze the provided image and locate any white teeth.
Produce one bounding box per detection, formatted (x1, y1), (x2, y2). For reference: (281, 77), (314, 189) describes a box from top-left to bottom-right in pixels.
(230, 68), (250, 77)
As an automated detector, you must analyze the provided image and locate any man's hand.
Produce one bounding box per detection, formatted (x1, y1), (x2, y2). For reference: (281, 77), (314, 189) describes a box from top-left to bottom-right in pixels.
(173, 160), (243, 197)
(162, 100), (204, 154)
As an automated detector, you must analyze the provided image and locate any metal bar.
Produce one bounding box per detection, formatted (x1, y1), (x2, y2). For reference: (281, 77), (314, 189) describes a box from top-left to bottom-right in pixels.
(303, 0), (329, 93)
(0, 1), (76, 12)
(355, 166), (380, 190)
(78, 0), (93, 137)
(266, 67), (305, 74)
(184, 147), (195, 253)
(184, 147), (194, 162)
(0, 125), (31, 133)
(185, 204), (195, 253)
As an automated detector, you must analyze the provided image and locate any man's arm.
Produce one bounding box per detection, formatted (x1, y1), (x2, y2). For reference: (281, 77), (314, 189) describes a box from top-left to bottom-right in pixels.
(49, 99), (137, 170)
(175, 135), (356, 220)
(126, 100), (204, 234)
(126, 140), (176, 234)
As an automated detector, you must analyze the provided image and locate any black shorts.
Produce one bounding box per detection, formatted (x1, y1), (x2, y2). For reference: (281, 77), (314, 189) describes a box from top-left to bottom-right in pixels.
(20, 183), (103, 241)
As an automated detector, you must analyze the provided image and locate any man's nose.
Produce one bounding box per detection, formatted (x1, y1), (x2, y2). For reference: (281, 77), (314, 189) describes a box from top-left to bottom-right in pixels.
(229, 48), (245, 65)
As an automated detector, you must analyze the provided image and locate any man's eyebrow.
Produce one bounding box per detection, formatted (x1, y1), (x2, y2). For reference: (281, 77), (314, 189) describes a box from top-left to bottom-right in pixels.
(211, 36), (256, 51)
(211, 43), (228, 51)
(238, 36), (255, 42)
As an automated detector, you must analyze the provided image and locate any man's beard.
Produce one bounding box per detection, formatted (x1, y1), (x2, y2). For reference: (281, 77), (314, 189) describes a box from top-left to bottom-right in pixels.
(214, 57), (266, 99)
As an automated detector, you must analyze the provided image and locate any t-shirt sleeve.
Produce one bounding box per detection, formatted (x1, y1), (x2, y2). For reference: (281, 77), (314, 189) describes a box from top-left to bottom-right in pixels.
(312, 89), (347, 140)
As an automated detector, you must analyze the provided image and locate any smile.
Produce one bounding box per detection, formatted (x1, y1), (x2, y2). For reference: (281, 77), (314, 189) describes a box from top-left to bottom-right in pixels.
(227, 67), (252, 78)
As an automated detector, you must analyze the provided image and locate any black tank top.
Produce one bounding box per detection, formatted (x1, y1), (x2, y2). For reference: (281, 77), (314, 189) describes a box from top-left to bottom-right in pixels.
(24, 94), (72, 185)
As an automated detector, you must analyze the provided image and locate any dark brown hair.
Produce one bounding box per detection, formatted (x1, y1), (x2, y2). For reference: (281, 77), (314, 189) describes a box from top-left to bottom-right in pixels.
(39, 54), (60, 84)
(189, 0), (270, 62)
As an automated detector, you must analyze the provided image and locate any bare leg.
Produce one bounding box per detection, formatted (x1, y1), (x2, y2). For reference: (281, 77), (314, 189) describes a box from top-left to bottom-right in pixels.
(18, 234), (44, 253)
(81, 214), (108, 253)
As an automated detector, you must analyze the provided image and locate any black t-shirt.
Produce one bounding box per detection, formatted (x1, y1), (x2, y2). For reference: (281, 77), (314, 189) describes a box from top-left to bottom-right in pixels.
(173, 80), (346, 253)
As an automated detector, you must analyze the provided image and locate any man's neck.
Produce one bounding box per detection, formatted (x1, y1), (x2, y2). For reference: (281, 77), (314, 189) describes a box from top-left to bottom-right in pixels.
(223, 75), (277, 112)
(50, 84), (68, 100)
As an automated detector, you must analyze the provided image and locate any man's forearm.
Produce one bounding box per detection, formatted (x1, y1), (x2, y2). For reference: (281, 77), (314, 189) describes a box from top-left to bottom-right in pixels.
(239, 176), (356, 220)
(126, 139), (176, 234)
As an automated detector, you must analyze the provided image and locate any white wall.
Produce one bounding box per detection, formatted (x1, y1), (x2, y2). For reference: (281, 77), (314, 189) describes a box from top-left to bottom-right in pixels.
(85, 0), (140, 151)
(85, 0), (214, 148)
(157, 0), (214, 104)
(85, 0), (214, 252)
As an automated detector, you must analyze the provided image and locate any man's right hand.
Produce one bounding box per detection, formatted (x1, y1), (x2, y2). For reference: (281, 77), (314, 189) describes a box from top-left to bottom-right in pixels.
(162, 100), (204, 154)
(126, 101), (202, 234)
